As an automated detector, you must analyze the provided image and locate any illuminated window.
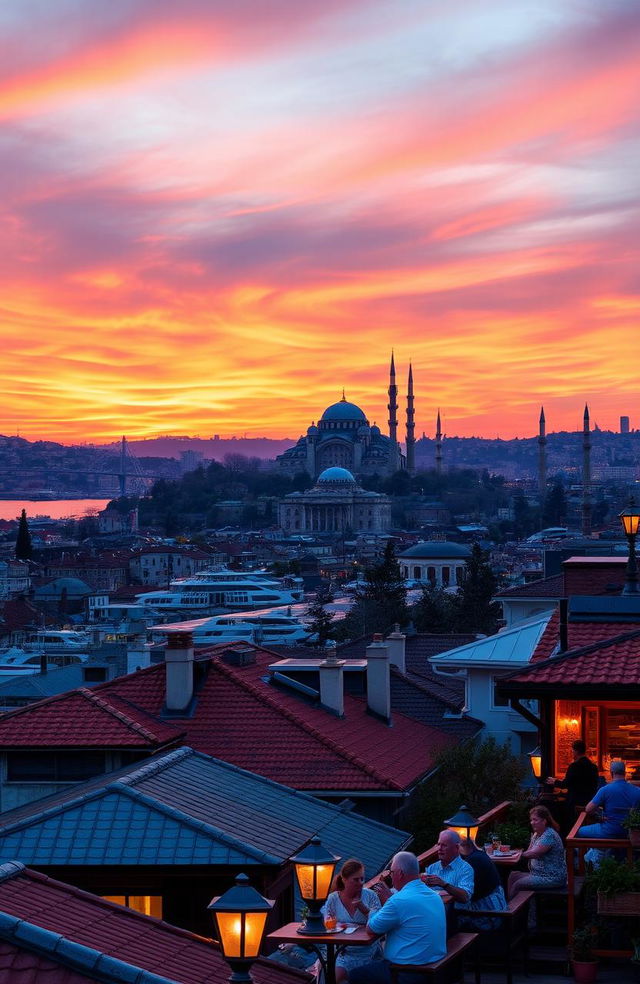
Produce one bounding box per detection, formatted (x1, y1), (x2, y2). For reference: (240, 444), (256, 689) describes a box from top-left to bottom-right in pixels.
(103, 895), (162, 918)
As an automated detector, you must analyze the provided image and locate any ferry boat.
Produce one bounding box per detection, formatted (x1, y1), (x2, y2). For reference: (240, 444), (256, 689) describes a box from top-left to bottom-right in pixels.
(135, 568), (304, 614)
(152, 611), (314, 647)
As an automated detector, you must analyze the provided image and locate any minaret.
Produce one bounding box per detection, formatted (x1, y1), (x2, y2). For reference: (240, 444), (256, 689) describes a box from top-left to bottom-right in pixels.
(387, 352), (399, 472)
(406, 362), (415, 474)
(538, 406), (547, 506)
(435, 410), (443, 474)
(582, 403), (592, 537)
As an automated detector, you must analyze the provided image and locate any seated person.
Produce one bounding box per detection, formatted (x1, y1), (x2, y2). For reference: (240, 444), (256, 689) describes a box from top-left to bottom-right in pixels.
(508, 805), (567, 899)
(578, 759), (640, 839)
(322, 858), (382, 984)
(422, 829), (474, 935)
(456, 836), (507, 930)
(349, 851), (446, 984)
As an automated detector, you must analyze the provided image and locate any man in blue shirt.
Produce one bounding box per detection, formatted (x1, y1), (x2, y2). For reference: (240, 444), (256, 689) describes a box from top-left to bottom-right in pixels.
(579, 759), (640, 839)
(423, 830), (474, 903)
(348, 851), (446, 984)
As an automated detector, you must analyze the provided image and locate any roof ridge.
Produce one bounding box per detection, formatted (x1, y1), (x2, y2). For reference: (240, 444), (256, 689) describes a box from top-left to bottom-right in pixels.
(505, 625), (640, 679)
(0, 909), (184, 984)
(83, 689), (168, 742)
(212, 657), (404, 791)
(117, 746), (193, 785)
(391, 667), (464, 715)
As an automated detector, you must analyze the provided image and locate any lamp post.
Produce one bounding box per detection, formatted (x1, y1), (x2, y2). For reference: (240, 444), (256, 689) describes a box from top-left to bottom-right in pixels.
(208, 874), (273, 983)
(290, 836), (340, 935)
(444, 805), (480, 843)
(619, 497), (640, 595)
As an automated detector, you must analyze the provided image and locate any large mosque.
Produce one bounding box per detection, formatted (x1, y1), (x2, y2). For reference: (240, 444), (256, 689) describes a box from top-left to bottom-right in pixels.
(276, 355), (416, 479)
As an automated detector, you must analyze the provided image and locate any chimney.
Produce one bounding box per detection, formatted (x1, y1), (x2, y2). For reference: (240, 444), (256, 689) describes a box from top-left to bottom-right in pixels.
(165, 632), (194, 712)
(127, 622), (150, 675)
(319, 643), (345, 717)
(558, 598), (569, 653)
(366, 634), (391, 722)
(386, 624), (406, 673)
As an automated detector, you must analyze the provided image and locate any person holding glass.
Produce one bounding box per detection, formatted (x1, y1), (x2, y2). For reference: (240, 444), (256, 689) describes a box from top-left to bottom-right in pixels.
(322, 858), (383, 983)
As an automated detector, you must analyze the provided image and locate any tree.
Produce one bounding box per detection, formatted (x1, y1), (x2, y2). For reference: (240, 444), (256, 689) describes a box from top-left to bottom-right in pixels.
(410, 737), (527, 852)
(15, 509), (32, 560)
(542, 480), (567, 527)
(337, 541), (409, 640)
(455, 543), (502, 635)
(305, 586), (336, 648)
(411, 585), (459, 633)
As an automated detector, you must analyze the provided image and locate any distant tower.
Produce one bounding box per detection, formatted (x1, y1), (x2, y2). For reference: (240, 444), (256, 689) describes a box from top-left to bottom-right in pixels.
(406, 362), (415, 474)
(119, 436), (128, 497)
(621, 415), (630, 434)
(387, 352), (400, 472)
(582, 404), (592, 537)
(538, 406), (547, 505)
(435, 410), (443, 475)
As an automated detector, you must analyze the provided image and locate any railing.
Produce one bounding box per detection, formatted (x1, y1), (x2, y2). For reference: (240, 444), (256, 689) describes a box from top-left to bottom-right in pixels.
(565, 811), (635, 956)
(366, 800), (513, 887)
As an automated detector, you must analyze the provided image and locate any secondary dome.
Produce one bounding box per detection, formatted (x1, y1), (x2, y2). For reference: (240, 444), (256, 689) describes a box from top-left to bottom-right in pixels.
(399, 541), (472, 559)
(321, 400), (367, 422)
(317, 467), (357, 484)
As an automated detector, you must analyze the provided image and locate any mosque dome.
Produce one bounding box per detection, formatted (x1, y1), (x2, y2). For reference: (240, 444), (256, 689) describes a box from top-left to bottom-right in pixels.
(321, 400), (367, 423)
(307, 422), (318, 435)
(370, 423), (381, 436)
(317, 467), (357, 485)
(399, 541), (471, 560)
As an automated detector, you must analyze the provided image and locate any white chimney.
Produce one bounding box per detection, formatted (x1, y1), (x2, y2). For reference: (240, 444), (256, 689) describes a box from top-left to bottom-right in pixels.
(127, 619), (151, 675)
(165, 632), (194, 712)
(319, 644), (345, 717)
(386, 624), (406, 673)
(366, 634), (391, 722)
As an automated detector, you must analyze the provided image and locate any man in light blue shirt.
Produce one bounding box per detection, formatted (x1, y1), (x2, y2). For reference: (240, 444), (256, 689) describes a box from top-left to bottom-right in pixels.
(348, 851), (446, 984)
(423, 829), (474, 903)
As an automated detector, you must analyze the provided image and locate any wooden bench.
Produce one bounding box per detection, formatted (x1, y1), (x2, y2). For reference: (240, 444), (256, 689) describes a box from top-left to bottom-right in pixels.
(457, 890), (532, 984)
(389, 931), (478, 984)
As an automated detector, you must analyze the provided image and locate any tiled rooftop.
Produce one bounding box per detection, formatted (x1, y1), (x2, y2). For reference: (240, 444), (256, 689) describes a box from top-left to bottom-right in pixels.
(0, 863), (309, 984)
(501, 627), (640, 690)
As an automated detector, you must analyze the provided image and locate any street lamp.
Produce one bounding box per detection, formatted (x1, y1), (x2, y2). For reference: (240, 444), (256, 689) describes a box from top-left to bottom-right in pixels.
(444, 805), (480, 843)
(208, 874), (273, 983)
(619, 497), (640, 595)
(529, 746), (542, 781)
(290, 836), (340, 935)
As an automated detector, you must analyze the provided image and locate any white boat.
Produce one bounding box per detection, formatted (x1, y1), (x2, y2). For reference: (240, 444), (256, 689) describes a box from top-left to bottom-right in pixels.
(135, 568), (304, 614)
(22, 630), (91, 655)
(0, 647), (43, 679)
(152, 611), (314, 647)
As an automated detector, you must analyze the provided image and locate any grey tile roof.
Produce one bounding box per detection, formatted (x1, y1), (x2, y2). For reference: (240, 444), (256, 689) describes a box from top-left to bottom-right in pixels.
(0, 748), (408, 879)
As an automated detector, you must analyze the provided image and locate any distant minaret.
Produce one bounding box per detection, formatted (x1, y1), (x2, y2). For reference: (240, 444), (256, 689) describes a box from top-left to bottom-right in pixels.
(406, 362), (415, 474)
(582, 403), (592, 537)
(388, 352), (399, 472)
(435, 410), (443, 474)
(538, 406), (547, 505)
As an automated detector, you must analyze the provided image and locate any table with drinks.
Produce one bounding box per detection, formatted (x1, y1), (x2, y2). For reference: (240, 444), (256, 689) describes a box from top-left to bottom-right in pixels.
(267, 921), (373, 984)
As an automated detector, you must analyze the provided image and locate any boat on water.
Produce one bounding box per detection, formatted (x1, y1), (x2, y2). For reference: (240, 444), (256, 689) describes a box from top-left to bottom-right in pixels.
(22, 630), (92, 655)
(135, 567), (304, 614)
(152, 610), (314, 647)
(0, 642), (90, 678)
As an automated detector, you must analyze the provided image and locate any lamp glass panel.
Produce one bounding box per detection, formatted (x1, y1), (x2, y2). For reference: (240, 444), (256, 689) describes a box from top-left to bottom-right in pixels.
(215, 912), (245, 958)
(447, 823), (479, 842)
(530, 752), (542, 778)
(314, 864), (335, 900)
(295, 863), (317, 900)
(622, 514), (640, 536)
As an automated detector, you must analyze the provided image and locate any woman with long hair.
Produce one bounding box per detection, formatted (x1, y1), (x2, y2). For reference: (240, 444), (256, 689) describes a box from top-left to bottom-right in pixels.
(322, 858), (383, 983)
(508, 805), (567, 899)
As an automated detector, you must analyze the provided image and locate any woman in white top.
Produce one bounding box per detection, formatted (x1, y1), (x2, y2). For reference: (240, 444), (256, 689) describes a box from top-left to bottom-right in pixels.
(323, 858), (382, 983)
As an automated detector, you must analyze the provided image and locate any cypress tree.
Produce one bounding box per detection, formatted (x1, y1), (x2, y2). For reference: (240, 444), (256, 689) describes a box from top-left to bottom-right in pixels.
(15, 508), (32, 560)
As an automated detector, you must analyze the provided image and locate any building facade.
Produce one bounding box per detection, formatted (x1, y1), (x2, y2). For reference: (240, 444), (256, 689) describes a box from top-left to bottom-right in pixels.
(278, 467), (391, 533)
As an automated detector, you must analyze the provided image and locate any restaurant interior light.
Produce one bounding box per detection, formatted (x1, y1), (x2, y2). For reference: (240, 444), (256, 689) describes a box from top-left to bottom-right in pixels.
(444, 805), (480, 843)
(208, 873), (273, 983)
(290, 836), (340, 936)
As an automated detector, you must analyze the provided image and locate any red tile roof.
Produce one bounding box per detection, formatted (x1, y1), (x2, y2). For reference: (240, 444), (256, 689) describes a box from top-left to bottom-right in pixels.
(0, 864), (309, 984)
(530, 610), (640, 662)
(0, 942), (98, 983)
(0, 688), (183, 749)
(500, 628), (640, 691)
(0, 646), (455, 793)
(496, 574), (564, 600)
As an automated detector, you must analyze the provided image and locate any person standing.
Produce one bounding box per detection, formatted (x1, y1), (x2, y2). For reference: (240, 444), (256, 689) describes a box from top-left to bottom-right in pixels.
(545, 739), (599, 832)
(578, 759), (640, 839)
(349, 852), (446, 984)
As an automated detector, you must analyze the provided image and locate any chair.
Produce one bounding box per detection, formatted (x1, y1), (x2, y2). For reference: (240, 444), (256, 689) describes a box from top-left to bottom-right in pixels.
(458, 890), (533, 984)
(389, 931), (478, 984)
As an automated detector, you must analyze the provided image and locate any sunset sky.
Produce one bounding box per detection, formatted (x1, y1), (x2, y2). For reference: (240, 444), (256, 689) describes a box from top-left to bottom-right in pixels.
(2, 0), (639, 444)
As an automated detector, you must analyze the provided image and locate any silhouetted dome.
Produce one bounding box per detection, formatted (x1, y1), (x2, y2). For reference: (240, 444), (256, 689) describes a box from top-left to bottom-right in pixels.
(399, 541), (471, 559)
(321, 401), (367, 422)
(317, 467), (357, 484)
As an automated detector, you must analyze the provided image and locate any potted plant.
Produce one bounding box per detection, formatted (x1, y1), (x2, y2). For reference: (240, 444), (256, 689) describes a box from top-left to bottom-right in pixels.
(623, 807), (640, 848)
(585, 857), (640, 916)
(570, 924), (599, 983)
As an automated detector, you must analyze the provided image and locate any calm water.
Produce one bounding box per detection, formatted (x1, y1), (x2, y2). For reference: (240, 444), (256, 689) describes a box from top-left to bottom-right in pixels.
(0, 499), (111, 521)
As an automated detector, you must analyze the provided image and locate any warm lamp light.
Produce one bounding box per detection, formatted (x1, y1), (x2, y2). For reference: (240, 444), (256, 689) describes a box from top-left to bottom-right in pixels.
(529, 746), (542, 780)
(208, 874), (273, 983)
(619, 497), (640, 595)
(290, 836), (340, 936)
(444, 805), (480, 842)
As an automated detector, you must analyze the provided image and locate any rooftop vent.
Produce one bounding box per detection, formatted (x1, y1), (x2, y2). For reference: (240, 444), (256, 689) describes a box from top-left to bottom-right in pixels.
(222, 646), (256, 668)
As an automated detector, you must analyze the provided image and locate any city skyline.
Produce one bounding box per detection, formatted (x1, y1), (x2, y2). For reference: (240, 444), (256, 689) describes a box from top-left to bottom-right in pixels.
(2, 1), (639, 444)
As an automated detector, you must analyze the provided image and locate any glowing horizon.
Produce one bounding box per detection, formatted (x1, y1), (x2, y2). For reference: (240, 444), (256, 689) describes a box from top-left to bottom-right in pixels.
(1, 1), (639, 444)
